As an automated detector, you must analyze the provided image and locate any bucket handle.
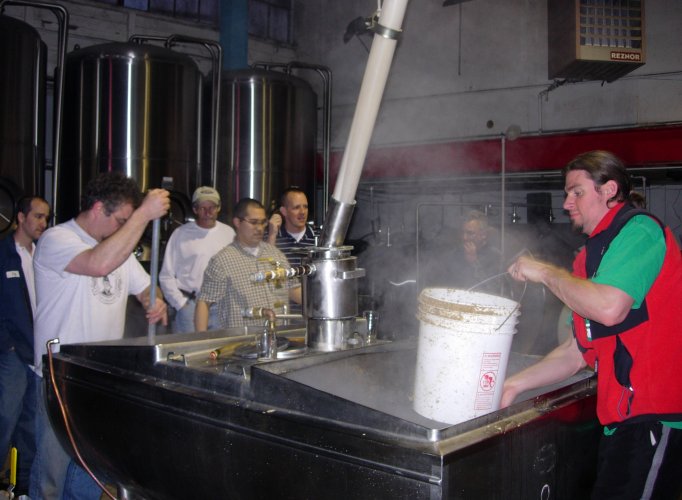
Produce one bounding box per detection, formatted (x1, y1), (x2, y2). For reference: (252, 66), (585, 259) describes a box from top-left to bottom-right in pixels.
(465, 274), (526, 331)
(466, 248), (534, 330)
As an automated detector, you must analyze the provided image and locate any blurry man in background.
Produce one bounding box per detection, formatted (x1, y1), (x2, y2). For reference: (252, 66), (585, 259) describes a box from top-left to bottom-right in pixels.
(160, 186), (235, 332)
(503, 151), (682, 499)
(196, 198), (301, 330)
(422, 209), (501, 292)
(0, 196), (49, 496)
(31, 172), (169, 500)
(267, 188), (317, 314)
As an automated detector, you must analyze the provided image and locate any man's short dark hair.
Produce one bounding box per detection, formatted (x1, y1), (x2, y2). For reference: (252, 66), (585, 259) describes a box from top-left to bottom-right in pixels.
(15, 196), (49, 223)
(81, 172), (143, 214)
(233, 198), (265, 220)
(280, 187), (306, 207)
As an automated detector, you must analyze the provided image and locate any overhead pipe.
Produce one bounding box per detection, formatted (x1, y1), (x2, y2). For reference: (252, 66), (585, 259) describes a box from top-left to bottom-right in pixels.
(500, 124), (520, 261)
(165, 35), (222, 188)
(320, 0), (410, 247)
(254, 0), (410, 352)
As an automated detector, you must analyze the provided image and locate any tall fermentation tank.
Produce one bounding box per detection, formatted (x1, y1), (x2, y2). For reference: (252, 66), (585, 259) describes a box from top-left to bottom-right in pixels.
(58, 42), (202, 222)
(217, 69), (317, 219)
(0, 15), (46, 231)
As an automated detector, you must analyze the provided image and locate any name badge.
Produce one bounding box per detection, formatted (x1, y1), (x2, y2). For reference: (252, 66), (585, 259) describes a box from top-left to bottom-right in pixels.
(5, 270), (20, 279)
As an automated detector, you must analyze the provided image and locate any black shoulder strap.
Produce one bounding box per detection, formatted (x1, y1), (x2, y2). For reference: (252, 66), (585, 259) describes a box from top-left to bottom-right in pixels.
(585, 205), (663, 278)
(584, 204), (664, 339)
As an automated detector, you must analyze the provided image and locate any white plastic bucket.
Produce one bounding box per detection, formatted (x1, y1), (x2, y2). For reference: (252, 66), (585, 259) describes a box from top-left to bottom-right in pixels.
(413, 288), (520, 425)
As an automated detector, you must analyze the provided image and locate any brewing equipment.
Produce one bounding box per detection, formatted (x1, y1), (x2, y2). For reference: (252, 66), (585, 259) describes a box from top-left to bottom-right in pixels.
(0, 1), (68, 229)
(216, 68), (317, 220)
(286, 0), (410, 351)
(251, 246), (366, 351)
(57, 40), (203, 222)
(0, 14), (45, 205)
(47, 332), (600, 499)
(302, 245), (366, 350)
(254, 0), (410, 351)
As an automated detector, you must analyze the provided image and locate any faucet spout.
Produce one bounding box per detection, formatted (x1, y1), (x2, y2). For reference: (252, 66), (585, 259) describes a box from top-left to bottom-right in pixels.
(258, 316), (278, 360)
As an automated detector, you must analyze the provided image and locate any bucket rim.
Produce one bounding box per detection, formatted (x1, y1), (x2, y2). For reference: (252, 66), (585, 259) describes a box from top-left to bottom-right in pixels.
(419, 287), (519, 310)
(417, 300), (520, 324)
(417, 310), (519, 335)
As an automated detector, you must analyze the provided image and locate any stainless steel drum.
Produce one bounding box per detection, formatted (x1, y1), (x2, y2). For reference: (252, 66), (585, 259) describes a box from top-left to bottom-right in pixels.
(216, 69), (317, 220)
(303, 246), (366, 351)
(0, 14), (47, 216)
(58, 42), (202, 221)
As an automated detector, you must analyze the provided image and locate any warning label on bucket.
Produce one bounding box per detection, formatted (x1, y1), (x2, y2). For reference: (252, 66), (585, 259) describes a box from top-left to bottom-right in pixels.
(474, 352), (501, 410)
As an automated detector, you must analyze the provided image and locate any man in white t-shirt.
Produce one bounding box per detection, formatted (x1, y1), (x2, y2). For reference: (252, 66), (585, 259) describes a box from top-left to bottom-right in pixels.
(31, 172), (169, 500)
(160, 186), (235, 333)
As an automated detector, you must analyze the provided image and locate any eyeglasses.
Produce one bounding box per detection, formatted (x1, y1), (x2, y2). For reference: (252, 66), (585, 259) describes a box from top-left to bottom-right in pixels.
(239, 218), (268, 227)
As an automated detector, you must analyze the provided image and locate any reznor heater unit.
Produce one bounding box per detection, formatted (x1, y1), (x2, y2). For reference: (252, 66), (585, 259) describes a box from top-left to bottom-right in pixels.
(548, 0), (645, 82)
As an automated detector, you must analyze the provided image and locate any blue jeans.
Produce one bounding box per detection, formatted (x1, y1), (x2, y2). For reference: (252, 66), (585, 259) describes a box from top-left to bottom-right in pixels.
(173, 298), (220, 333)
(0, 350), (36, 492)
(63, 461), (101, 500)
(29, 379), (101, 500)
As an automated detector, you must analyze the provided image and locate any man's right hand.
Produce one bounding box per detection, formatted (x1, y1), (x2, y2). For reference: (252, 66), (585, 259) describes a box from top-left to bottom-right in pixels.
(140, 189), (171, 221)
(463, 241), (478, 264)
(268, 213), (282, 234)
(267, 213), (282, 244)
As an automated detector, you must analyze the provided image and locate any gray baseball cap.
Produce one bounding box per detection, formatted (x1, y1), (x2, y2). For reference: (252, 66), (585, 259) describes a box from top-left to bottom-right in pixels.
(192, 186), (221, 205)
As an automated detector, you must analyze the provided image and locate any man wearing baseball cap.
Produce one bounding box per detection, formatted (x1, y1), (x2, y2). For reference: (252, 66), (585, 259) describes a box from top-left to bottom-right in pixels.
(160, 186), (235, 332)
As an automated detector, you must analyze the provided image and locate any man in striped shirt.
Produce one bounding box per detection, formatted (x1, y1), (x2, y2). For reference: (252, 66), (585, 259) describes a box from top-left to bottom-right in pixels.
(267, 188), (318, 314)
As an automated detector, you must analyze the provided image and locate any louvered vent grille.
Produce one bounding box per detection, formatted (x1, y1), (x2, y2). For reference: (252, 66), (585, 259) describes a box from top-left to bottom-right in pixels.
(548, 0), (645, 82)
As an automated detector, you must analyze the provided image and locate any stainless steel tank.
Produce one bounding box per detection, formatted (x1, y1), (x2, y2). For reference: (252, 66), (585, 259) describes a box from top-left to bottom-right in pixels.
(216, 69), (317, 220)
(57, 42), (203, 221)
(0, 14), (46, 229)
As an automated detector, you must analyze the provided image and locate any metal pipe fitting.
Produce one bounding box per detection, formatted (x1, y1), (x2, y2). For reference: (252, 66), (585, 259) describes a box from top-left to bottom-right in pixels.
(319, 198), (356, 247)
(251, 264), (316, 283)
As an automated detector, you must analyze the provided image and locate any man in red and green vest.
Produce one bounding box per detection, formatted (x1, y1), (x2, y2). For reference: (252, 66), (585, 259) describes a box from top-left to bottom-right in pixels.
(502, 150), (682, 499)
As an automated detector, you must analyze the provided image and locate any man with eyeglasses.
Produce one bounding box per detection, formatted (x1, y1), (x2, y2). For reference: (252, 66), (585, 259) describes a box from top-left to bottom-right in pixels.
(195, 198), (302, 330)
(31, 172), (170, 500)
(160, 186), (235, 333)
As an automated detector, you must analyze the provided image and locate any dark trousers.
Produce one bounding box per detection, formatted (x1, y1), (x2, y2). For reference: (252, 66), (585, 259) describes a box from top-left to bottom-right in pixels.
(592, 421), (682, 500)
